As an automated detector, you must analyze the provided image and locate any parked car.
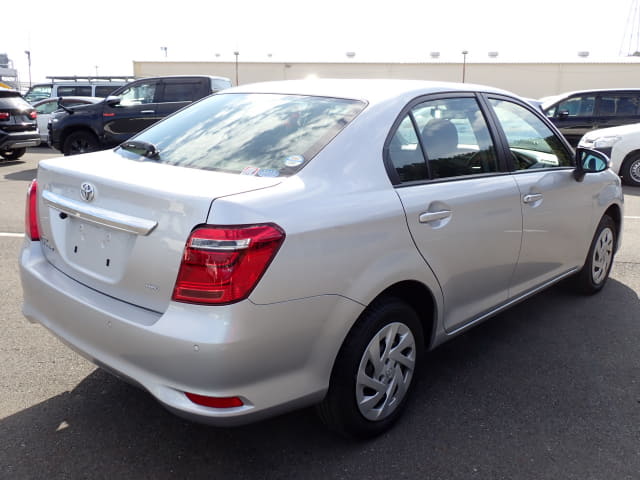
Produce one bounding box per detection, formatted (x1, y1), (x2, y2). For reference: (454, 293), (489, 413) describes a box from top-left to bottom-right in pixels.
(542, 88), (640, 146)
(49, 75), (232, 155)
(578, 122), (640, 186)
(20, 79), (623, 438)
(33, 97), (102, 144)
(0, 88), (40, 160)
(24, 76), (134, 104)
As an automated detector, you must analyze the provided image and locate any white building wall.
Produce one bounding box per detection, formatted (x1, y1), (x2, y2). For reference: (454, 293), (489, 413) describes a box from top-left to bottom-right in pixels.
(133, 60), (640, 98)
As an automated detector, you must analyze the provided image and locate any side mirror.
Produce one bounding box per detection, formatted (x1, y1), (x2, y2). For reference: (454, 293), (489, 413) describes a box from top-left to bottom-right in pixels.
(573, 147), (610, 182)
(105, 95), (121, 107)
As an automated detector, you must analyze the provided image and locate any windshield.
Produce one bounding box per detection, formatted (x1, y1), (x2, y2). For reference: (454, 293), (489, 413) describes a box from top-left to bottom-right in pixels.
(116, 93), (366, 176)
(24, 84), (52, 103)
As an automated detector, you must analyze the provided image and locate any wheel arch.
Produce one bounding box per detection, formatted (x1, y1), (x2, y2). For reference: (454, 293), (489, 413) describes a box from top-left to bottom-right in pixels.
(365, 280), (438, 350)
(603, 204), (623, 253)
(59, 125), (100, 151)
(621, 149), (640, 169)
(620, 150), (640, 185)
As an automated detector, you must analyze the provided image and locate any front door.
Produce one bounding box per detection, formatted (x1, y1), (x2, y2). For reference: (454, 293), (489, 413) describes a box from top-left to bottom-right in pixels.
(487, 97), (593, 296)
(103, 79), (163, 146)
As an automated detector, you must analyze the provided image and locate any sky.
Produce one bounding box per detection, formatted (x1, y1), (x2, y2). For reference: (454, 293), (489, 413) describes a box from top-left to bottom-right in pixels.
(3, 0), (638, 84)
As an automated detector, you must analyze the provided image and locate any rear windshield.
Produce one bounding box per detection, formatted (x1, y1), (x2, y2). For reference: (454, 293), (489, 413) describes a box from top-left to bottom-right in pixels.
(117, 93), (366, 176)
(0, 94), (32, 109)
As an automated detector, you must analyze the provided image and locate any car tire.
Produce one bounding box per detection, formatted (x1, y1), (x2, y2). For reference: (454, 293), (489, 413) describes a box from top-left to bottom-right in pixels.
(620, 153), (640, 187)
(572, 215), (616, 295)
(317, 297), (423, 439)
(63, 131), (99, 156)
(0, 147), (27, 160)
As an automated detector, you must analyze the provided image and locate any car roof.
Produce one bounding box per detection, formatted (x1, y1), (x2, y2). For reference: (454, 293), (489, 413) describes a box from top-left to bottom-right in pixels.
(228, 79), (515, 105)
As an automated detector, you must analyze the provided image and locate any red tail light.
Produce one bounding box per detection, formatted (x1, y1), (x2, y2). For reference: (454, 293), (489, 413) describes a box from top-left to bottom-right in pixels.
(172, 224), (285, 304)
(25, 179), (40, 241)
(0, 112), (9, 121)
(28, 111), (37, 120)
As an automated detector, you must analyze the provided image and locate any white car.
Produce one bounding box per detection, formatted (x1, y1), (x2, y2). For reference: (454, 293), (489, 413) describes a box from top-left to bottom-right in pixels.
(20, 79), (623, 438)
(579, 123), (640, 186)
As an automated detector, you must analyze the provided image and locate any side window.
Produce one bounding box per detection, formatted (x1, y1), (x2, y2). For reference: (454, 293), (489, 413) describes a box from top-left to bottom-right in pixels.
(76, 86), (92, 96)
(162, 81), (201, 102)
(211, 78), (232, 91)
(56, 86), (92, 96)
(35, 101), (58, 114)
(489, 99), (573, 170)
(62, 99), (92, 108)
(555, 95), (595, 117)
(388, 115), (427, 182)
(597, 94), (639, 116)
(118, 82), (158, 106)
(412, 97), (499, 179)
(95, 85), (120, 97)
(56, 86), (76, 96)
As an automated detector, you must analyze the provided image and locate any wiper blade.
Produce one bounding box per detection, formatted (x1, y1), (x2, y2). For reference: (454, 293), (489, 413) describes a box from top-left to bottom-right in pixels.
(56, 97), (74, 114)
(120, 140), (160, 159)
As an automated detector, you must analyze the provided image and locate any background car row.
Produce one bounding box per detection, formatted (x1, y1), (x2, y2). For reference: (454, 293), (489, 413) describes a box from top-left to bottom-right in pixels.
(7, 80), (640, 188)
(0, 87), (39, 160)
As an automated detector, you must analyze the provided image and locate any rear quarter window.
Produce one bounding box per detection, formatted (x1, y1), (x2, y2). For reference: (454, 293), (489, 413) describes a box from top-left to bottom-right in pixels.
(211, 78), (232, 91)
(95, 85), (120, 97)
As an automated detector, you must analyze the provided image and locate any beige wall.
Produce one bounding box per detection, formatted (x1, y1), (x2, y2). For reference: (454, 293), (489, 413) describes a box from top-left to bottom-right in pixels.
(133, 60), (640, 99)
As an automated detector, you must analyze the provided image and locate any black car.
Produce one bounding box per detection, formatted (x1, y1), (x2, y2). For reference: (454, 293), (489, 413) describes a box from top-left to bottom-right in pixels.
(542, 88), (640, 146)
(49, 75), (232, 155)
(0, 88), (40, 160)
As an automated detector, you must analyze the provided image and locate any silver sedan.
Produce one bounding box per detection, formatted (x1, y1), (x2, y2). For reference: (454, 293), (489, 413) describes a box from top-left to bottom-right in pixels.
(20, 79), (623, 438)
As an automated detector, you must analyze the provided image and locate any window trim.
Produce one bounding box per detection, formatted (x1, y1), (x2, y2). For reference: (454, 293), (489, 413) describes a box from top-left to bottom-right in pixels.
(384, 92), (508, 186)
(481, 93), (576, 172)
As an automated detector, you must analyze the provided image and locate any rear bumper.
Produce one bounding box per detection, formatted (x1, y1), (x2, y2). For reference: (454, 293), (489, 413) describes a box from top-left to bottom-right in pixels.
(0, 131), (40, 150)
(19, 240), (361, 425)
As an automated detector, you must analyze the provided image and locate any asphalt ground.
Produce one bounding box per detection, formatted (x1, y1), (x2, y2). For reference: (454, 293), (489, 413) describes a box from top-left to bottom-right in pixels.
(1, 147), (639, 479)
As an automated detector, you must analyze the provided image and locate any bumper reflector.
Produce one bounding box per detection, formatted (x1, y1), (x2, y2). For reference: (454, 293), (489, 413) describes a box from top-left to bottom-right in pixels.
(185, 392), (244, 408)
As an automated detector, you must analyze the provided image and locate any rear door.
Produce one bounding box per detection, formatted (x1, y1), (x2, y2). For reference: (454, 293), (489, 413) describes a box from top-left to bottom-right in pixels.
(389, 94), (523, 333)
(593, 92), (640, 131)
(156, 77), (210, 117)
(103, 79), (163, 145)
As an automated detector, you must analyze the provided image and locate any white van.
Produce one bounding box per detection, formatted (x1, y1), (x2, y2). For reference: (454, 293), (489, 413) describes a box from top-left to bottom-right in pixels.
(24, 76), (135, 104)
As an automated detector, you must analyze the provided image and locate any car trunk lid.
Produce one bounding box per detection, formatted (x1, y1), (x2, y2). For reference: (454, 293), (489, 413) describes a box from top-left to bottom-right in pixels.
(36, 150), (282, 313)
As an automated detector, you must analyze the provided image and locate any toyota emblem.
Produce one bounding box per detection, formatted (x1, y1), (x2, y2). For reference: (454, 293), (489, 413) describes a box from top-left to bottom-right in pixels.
(80, 182), (95, 202)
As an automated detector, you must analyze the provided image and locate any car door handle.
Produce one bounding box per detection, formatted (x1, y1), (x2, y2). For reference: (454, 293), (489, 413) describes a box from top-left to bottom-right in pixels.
(140, 110), (155, 114)
(523, 194), (543, 204)
(419, 210), (452, 223)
